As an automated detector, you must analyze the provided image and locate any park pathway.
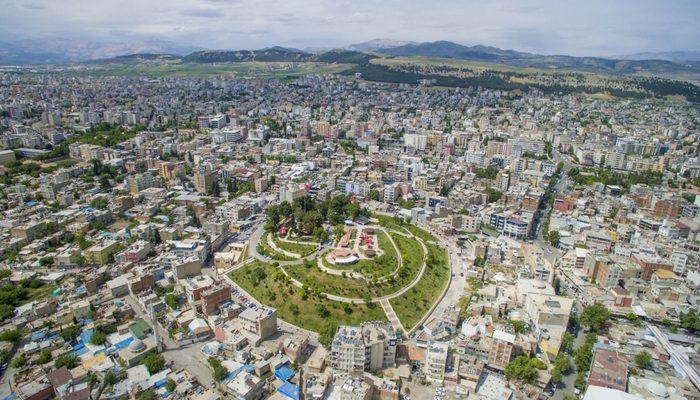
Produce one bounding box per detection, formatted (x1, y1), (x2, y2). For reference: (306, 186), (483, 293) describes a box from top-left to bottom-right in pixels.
(242, 219), (438, 331)
(380, 299), (406, 335)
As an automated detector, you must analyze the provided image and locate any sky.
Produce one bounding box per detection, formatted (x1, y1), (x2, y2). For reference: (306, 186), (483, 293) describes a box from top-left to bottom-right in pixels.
(1, 0), (698, 56)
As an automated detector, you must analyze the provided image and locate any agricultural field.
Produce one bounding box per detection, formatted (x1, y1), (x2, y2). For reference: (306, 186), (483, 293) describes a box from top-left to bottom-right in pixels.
(57, 61), (351, 79)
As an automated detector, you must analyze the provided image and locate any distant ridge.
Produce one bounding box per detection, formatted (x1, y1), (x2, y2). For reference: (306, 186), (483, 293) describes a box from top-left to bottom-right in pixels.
(0, 38), (201, 64)
(375, 40), (700, 75)
(91, 53), (182, 64)
(615, 51), (700, 63)
(182, 47), (312, 63)
(313, 50), (377, 65)
(377, 40), (531, 61)
(348, 38), (416, 52)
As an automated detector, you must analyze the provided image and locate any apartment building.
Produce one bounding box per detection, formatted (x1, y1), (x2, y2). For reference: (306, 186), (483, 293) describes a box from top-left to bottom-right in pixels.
(239, 307), (278, 342)
(201, 282), (231, 315)
(84, 240), (120, 265)
(331, 322), (398, 373)
(425, 341), (449, 383)
(194, 167), (217, 194)
(127, 172), (157, 195)
(487, 330), (514, 371)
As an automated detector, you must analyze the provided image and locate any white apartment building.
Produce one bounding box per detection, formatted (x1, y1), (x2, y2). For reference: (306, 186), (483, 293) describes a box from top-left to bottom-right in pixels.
(383, 183), (400, 203)
(425, 341), (449, 383)
(670, 251), (688, 276)
(331, 322), (398, 373)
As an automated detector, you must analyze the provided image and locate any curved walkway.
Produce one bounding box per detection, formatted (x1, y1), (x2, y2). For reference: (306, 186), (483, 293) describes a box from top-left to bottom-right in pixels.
(317, 256), (364, 279)
(239, 218), (442, 335)
(277, 235), (319, 246)
(267, 233), (302, 258)
(248, 225), (327, 266)
(274, 227), (429, 305)
(315, 227), (404, 284)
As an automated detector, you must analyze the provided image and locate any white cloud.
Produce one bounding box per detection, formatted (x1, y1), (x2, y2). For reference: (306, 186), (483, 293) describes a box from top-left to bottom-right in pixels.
(0, 0), (697, 55)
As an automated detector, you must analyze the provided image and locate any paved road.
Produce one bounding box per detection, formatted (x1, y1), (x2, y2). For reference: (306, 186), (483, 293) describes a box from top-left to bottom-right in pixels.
(123, 295), (214, 388)
(534, 153), (572, 265)
(552, 325), (586, 400)
(415, 237), (471, 336)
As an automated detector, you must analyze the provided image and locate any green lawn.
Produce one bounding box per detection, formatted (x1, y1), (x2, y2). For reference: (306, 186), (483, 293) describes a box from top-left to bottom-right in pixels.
(272, 235), (318, 257)
(23, 283), (58, 304)
(287, 232), (424, 299)
(231, 217), (448, 337)
(404, 224), (438, 243)
(257, 239), (296, 261)
(346, 231), (399, 280)
(373, 214), (437, 243)
(228, 261), (386, 341)
(284, 262), (377, 298)
(389, 232), (425, 286)
(390, 243), (450, 330)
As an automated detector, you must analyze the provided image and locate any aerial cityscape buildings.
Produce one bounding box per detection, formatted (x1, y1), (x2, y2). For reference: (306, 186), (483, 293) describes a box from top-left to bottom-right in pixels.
(0, 4), (698, 400)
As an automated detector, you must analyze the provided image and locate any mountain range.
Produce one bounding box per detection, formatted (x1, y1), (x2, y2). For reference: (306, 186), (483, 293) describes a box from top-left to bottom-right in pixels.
(614, 51), (700, 63)
(348, 39), (416, 52)
(1, 38), (699, 80)
(373, 41), (700, 75)
(0, 38), (201, 64)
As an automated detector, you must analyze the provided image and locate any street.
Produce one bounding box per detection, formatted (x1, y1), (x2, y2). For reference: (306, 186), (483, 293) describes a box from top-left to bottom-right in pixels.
(417, 238), (473, 336)
(123, 295), (214, 387)
(552, 326), (586, 400)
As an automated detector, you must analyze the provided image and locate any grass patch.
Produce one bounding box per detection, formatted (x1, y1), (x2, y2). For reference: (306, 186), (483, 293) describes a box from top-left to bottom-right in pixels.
(404, 224), (438, 243)
(347, 231), (399, 280)
(373, 213), (437, 243)
(374, 214), (409, 232)
(228, 261), (386, 337)
(390, 243), (450, 330)
(257, 239), (297, 261)
(287, 232), (424, 299)
(285, 262), (376, 298)
(389, 232), (424, 285)
(22, 283), (58, 305)
(271, 236), (317, 257)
